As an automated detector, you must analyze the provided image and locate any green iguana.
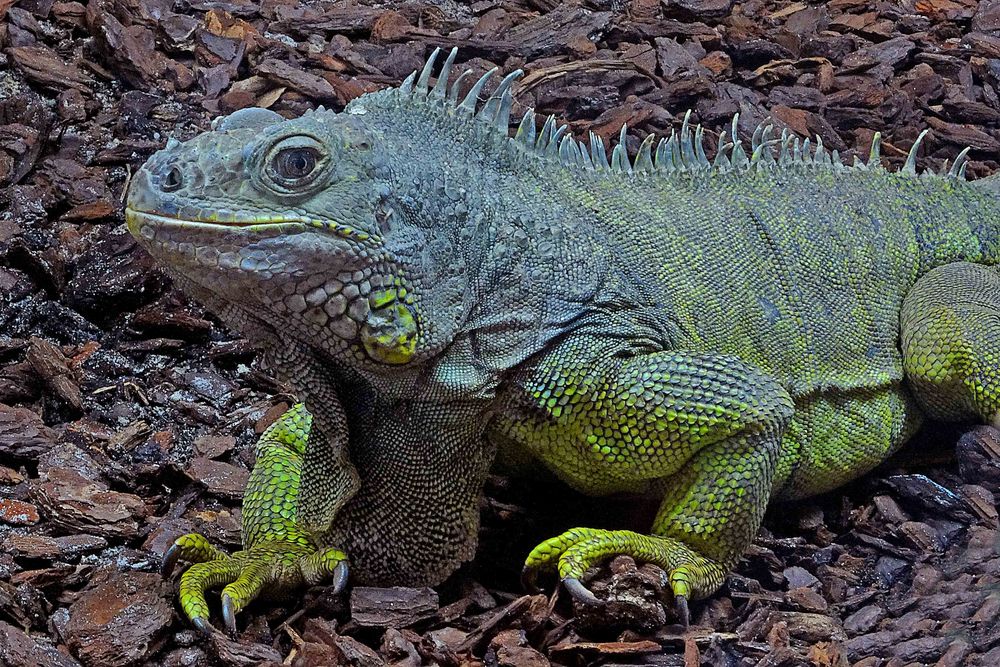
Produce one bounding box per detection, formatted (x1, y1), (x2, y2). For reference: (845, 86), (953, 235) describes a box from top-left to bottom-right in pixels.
(126, 48), (1000, 634)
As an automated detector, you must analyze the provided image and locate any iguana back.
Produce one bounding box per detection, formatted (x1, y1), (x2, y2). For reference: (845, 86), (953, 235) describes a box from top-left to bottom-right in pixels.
(575, 165), (1000, 396)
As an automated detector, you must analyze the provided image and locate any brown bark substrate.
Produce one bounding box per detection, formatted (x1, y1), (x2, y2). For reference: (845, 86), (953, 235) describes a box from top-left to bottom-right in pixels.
(3, 0), (1000, 665)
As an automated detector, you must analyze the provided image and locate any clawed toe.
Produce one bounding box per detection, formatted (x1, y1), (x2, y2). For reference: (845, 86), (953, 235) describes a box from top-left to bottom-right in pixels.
(191, 616), (213, 636)
(162, 543), (182, 578)
(520, 565), (540, 593)
(161, 533), (228, 579)
(521, 563), (602, 606)
(222, 594), (238, 637)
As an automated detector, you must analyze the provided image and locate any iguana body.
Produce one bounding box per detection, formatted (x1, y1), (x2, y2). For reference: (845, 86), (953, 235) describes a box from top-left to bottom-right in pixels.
(128, 49), (1000, 632)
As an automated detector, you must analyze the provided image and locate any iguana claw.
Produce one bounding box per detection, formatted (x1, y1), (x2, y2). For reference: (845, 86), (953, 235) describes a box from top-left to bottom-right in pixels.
(162, 533), (227, 579)
(191, 616), (212, 636)
(520, 565), (541, 594)
(331, 561), (350, 594)
(522, 563), (603, 605)
(162, 543), (181, 579)
(562, 577), (602, 606)
(222, 594), (237, 637)
(675, 594), (690, 628)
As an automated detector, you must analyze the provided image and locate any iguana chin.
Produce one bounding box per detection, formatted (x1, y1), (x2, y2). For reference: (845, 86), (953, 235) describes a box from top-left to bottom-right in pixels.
(126, 47), (1000, 634)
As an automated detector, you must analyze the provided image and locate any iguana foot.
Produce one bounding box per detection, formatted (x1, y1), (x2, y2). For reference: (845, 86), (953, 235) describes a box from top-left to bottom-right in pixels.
(521, 527), (725, 626)
(163, 535), (348, 635)
(162, 404), (350, 635)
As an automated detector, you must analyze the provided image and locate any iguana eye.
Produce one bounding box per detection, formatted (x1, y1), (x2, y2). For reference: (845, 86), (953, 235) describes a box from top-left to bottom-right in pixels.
(274, 147), (319, 180)
(261, 136), (329, 194)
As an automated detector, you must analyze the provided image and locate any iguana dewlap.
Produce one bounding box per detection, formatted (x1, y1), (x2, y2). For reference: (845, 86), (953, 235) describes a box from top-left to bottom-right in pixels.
(127, 48), (1000, 633)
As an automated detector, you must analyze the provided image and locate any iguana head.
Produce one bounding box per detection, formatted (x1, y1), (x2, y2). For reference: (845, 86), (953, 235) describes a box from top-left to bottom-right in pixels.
(126, 100), (467, 372)
(127, 49), (615, 394)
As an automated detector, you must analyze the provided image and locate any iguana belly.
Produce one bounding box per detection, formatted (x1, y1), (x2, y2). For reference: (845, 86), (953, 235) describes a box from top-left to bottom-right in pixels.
(492, 370), (923, 502)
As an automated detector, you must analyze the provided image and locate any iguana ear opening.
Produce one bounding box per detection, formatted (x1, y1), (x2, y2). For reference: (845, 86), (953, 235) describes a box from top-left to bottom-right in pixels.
(361, 297), (419, 365)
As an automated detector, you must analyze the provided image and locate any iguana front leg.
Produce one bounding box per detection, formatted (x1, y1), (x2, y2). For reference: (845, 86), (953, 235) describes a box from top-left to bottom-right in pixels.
(163, 404), (349, 634)
(154, 300), (361, 633)
(166, 383), (496, 632)
(501, 339), (794, 623)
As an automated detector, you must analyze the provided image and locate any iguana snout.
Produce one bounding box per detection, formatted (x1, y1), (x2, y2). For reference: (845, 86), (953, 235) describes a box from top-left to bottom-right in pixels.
(126, 108), (382, 240)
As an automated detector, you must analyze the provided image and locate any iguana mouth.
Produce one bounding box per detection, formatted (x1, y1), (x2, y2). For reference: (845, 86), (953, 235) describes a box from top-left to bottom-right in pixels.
(125, 209), (378, 244)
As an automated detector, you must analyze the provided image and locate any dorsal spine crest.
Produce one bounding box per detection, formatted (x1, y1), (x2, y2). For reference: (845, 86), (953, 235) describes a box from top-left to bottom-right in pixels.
(387, 48), (971, 183)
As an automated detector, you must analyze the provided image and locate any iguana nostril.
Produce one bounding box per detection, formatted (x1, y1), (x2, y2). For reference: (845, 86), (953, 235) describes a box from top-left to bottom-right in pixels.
(162, 165), (183, 192)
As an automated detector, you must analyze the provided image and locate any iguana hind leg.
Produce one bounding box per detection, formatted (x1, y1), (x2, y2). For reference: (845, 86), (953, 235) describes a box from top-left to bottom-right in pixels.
(503, 342), (793, 623)
(902, 261), (1000, 424)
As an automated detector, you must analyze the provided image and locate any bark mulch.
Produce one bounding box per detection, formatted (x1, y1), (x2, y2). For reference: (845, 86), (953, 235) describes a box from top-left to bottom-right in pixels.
(3, 0), (1000, 665)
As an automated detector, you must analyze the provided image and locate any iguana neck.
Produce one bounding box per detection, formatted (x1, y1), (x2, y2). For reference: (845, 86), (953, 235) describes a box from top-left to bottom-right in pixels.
(363, 105), (655, 382)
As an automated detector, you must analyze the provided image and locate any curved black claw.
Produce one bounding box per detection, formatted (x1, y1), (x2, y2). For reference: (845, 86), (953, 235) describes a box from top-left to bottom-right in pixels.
(675, 594), (690, 628)
(192, 616), (213, 636)
(331, 561), (350, 595)
(520, 566), (541, 594)
(563, 577), (602, 606)
(161, 543), (181, 578)
(222, 594), (238, 637)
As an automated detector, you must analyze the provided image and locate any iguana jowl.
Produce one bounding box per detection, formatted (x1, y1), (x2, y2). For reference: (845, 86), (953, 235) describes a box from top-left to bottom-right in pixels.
(126, 48), (1000, 633)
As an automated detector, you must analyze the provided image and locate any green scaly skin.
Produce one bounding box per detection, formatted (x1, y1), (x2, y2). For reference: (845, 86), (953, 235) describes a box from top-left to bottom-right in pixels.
(162, 405), (346, 634)
(128, 48), (1000, 632)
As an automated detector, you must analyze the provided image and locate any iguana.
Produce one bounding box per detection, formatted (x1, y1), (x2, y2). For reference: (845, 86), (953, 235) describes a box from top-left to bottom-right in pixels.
(126, 47), (1000, 634)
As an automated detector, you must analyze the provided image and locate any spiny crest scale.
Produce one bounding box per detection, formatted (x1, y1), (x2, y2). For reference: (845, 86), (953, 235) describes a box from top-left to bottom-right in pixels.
(393, 48), (971, 183)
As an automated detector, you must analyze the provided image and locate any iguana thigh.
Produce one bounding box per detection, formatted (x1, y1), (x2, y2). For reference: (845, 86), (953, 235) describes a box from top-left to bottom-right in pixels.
(902, 261), (1000, 424)
(771, 388), (922, 500)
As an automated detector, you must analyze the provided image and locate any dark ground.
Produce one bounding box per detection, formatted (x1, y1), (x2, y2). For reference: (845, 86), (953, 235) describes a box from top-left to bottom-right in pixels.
(3, 0), (1000, 665)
